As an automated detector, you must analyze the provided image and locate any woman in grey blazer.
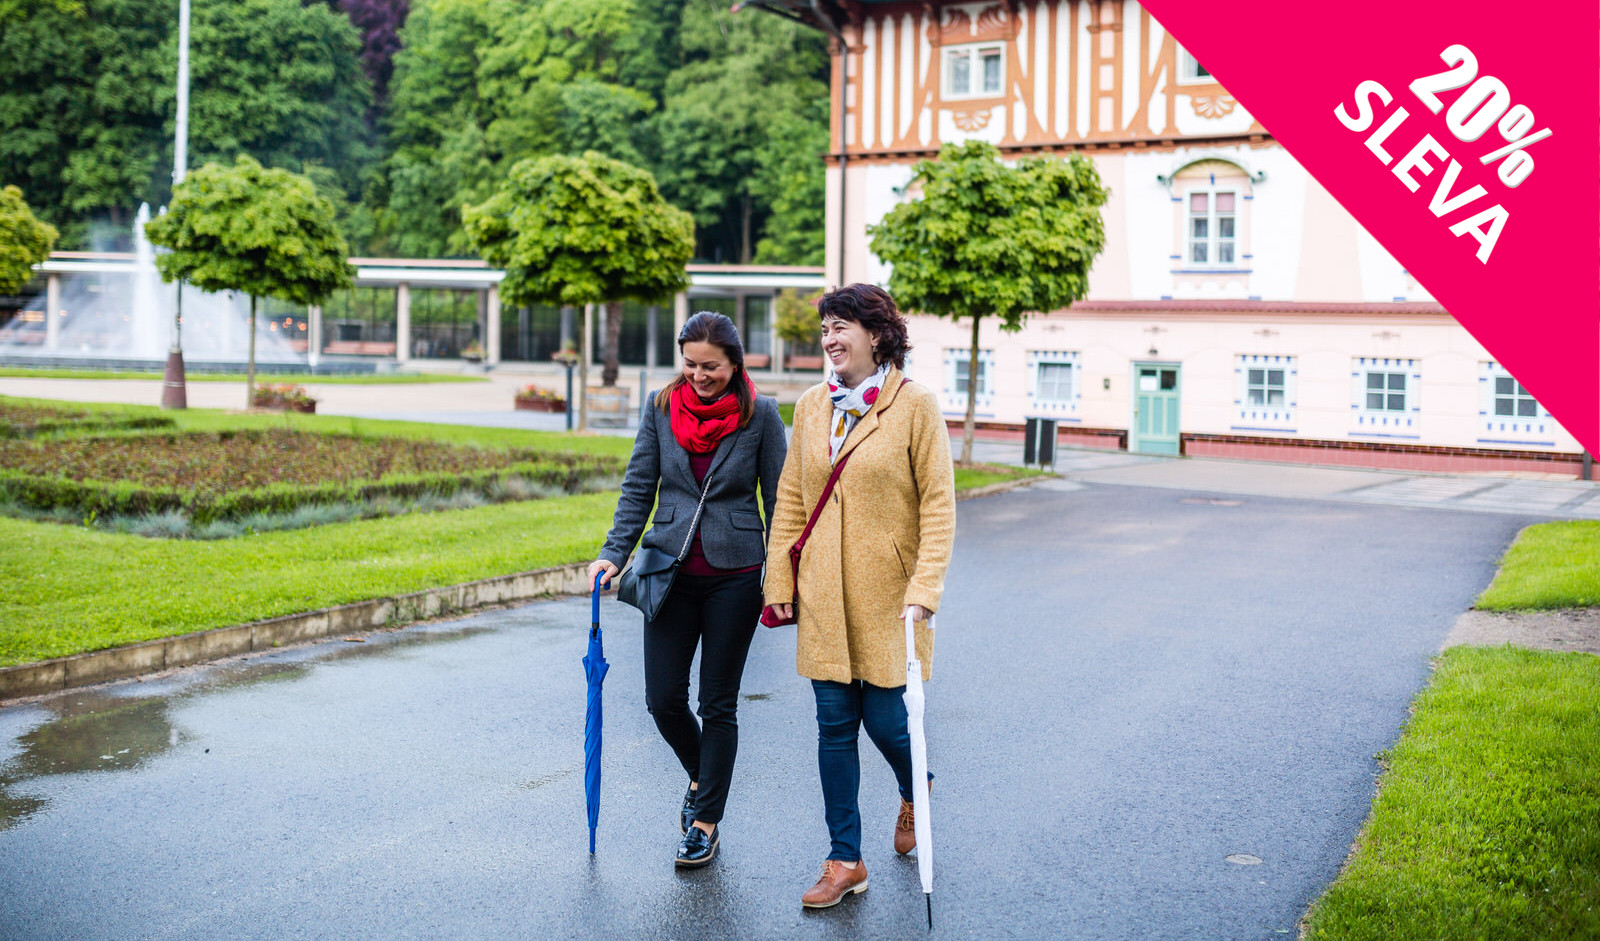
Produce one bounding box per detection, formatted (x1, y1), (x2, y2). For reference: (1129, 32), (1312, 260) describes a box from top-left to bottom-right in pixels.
(588, 311), (787, 868)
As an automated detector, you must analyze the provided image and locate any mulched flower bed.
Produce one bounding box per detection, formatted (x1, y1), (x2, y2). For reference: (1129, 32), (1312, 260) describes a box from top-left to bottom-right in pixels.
(0, 401), (176, 438)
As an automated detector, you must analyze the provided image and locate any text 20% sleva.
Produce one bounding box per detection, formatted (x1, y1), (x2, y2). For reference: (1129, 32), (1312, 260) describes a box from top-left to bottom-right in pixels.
(1334, 44), (1551, 264)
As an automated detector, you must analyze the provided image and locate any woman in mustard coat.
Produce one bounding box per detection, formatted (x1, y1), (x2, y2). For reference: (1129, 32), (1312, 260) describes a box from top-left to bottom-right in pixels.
(763, 283), (956, 909)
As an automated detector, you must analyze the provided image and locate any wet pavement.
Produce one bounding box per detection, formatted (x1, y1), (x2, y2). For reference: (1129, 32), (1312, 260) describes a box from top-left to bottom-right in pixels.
(0, 482), (1536, 939)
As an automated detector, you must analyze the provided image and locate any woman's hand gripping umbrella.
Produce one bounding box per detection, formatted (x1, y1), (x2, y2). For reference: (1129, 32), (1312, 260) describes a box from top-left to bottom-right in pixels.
(903, 610), (935, 928)
(584, 571), (611, 853)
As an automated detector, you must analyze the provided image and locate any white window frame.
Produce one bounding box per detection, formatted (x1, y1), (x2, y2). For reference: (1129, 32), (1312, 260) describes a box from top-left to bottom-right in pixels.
(1352, 357), (1419, 435)
(1245, 366), (1287, 408)
(943, 43), (1005, 100)
(942, 347), (995, 415)
(1027, 350), (1081, 416)
(1362, 369), (1409, 413)
(1035, 361), (1073, 402)
(953, 354), (988, 396)
(1234, 355), (1295, 429)
(1478, 361), (1554, 444)
(1177, 48), (1213, 85)
(1186, 189), (1238, 267)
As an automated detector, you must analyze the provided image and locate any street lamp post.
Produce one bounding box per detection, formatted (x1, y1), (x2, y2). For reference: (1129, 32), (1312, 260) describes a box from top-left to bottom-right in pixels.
(161, 0), (191, 411)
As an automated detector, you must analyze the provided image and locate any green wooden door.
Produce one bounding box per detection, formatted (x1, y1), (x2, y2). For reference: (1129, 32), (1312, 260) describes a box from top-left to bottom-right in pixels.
(1130, 363), (1181, 455)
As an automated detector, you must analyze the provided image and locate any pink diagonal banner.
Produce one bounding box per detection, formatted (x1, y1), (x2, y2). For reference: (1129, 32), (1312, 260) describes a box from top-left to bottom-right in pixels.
(1142, 1), (1599, 456)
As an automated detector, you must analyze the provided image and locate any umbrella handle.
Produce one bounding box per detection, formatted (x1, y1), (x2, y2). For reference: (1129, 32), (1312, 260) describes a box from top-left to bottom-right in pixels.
(903, 611), (934, 662)
(592, 571), (608, 625)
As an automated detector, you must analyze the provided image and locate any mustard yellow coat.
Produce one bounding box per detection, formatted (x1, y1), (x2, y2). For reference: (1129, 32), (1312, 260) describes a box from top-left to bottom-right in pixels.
(763, 367), (956, 687)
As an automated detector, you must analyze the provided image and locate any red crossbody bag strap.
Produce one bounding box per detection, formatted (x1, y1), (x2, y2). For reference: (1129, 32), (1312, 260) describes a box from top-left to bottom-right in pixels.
(787, 378), (908, 580)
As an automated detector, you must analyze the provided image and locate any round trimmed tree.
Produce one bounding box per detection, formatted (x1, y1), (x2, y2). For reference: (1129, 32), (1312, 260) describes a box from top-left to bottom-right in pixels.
(463, 151), (695, 413)
(0, 185), (58, 296)
(144, 155), (352, 406)
(868, 140), (1108, 463)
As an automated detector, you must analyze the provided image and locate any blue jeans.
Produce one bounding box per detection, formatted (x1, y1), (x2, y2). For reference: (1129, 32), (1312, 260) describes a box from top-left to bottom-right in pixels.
(812, 679), (917, 862)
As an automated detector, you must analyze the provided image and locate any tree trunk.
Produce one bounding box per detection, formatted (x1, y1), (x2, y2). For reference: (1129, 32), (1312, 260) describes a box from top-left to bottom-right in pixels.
(961, 314), (980, 464)
(740, 196), (753, 265)
(601, 300), (622, 386)
(246, 294), (258, 410)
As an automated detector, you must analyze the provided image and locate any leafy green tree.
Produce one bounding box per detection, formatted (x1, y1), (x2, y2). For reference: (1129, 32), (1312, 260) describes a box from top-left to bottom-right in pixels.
(377, 0), (656, 257)
(0, 0), (372, 248)
(462, 150), (692, 394)
(143, 155), (353, 405)
(0, 185), (58, 294)
(652, 0), (827, 263)
(0, 0), (172, 245)
(773, 287), (821, 371)
(868, 140), (1108, 463)
(750, 102), (827, 265)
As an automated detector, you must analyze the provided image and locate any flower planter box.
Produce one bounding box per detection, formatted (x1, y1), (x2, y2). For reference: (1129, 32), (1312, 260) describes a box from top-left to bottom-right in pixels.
(255, 401), (316, 414)
(586, 386), (631, 428)
(514, 396), (566, 413)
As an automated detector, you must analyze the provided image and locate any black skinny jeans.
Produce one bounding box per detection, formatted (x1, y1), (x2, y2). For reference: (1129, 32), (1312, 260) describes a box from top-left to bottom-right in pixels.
(642, 569), (763, 826)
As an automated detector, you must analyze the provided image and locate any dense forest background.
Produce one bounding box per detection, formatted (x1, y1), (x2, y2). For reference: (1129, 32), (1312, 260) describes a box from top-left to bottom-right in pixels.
(0, 0), (830, 264)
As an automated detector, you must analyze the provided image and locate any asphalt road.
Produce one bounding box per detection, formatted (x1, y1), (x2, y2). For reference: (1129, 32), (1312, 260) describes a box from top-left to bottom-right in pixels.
(0, 481), (1535, 940)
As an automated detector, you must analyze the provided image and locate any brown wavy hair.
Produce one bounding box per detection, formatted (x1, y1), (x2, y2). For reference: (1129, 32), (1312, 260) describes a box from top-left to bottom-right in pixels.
(655, 311), (756, 427)
(816, 283), (911, 370)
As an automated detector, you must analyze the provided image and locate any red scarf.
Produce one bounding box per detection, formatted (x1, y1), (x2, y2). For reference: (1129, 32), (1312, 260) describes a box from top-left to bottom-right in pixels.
(669, 375), (750, 454)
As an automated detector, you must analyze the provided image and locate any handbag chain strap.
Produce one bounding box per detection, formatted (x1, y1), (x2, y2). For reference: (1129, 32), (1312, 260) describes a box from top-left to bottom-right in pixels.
(676, 473), (712, 562)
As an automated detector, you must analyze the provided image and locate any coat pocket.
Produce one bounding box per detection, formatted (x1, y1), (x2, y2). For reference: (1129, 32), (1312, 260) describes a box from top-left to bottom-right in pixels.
(890, 537), (910, 578)
(651, 505), (676, 524)
(730, 510), (764, 531)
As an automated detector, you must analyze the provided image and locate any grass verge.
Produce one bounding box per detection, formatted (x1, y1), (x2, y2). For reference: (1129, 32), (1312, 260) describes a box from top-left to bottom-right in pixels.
(953, 462), (1046, 490)
(1476, 521), (1600, 611)
(0, 493), (620, 667)
(0, 367), (489, 384)
(1303, 645), (1600, 940)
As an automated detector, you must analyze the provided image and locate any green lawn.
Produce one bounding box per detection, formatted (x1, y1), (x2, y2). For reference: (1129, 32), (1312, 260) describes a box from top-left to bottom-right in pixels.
(1476, 521), (1600, 610)
(0, 492), (620, 666)
(1303, 646), (1600, 940)
(0, 367), (488, 384)
(0, 395), (1030, 667)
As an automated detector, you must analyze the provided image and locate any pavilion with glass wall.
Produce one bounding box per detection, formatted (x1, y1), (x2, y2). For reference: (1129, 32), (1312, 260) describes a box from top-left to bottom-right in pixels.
(5, 255), (826, 373)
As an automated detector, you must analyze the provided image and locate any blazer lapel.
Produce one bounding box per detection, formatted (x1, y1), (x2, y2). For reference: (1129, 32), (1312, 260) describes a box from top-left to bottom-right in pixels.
(661, 407), (696, 488)
(702, 421), (745, 483)
(834, 366), (903, 463)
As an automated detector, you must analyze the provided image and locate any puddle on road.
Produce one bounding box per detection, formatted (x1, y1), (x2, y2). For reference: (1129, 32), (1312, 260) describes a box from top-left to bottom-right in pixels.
(0, 611), (558, 831)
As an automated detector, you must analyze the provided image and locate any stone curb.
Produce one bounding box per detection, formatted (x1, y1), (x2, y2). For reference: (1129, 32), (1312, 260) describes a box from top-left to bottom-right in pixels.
(0, 561), (595, 703)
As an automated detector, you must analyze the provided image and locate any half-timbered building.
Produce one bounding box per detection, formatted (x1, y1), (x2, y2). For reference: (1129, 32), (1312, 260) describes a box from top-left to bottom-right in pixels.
(743, 0), (1586, 474)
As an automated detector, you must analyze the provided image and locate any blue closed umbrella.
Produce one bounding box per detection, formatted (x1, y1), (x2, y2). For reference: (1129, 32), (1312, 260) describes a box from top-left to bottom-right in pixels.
(583, 571), (610, 853)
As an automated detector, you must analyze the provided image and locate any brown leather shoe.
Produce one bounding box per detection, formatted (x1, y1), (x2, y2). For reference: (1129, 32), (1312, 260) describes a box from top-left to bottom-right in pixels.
(800, 859), (868, 909)
(894, 780), (932, 855)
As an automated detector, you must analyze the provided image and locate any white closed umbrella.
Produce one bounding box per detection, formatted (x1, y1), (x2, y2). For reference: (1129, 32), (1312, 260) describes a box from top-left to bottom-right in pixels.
(903, 611), (935, 928)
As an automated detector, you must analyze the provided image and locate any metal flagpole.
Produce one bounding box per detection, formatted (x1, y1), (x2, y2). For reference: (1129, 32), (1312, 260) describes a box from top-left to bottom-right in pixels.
(161, 0), (191, 410)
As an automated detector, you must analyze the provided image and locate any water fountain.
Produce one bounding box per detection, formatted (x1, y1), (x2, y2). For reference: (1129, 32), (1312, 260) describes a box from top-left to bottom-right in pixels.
(0, 204), (303, 367)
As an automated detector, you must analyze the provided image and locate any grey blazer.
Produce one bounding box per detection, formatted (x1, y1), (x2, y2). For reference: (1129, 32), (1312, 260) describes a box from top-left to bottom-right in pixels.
(600, 391), (788, 571)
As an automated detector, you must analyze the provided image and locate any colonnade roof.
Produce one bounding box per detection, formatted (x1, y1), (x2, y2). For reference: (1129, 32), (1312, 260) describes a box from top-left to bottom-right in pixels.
(37, 254), (826, 295)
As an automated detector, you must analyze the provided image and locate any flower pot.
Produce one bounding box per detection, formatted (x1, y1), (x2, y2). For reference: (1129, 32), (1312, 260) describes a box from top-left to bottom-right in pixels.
(291, 400), (317, 414)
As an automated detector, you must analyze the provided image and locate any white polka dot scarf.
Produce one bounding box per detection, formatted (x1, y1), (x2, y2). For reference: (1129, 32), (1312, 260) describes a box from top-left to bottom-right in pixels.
(826, 362), (890, 463)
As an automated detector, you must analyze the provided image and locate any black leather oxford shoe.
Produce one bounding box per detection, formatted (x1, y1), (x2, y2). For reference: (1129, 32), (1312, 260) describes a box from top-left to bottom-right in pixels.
(675, 825), (718, 868)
